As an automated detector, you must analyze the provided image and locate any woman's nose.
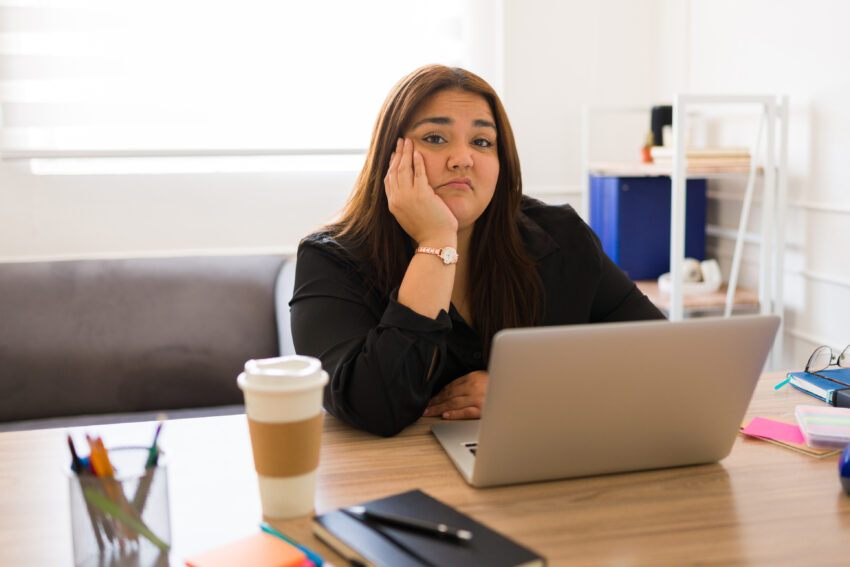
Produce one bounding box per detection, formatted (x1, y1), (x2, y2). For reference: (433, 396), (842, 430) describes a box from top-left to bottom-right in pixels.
(447, 143), (474, 170)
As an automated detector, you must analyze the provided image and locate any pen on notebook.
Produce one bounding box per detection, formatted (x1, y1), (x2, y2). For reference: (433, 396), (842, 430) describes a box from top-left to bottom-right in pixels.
(345, 506), (473, 542)
(260, 521), (325, 566)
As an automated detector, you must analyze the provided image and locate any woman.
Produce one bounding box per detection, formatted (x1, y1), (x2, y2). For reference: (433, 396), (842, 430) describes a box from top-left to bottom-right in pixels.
(290, 65), (664, 437)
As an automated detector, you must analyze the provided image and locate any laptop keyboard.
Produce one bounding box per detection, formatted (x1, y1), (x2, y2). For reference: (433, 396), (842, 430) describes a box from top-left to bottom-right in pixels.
(464, 442), (478, 456)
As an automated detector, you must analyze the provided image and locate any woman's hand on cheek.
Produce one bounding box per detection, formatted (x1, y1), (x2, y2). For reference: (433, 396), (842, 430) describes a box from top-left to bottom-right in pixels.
(425, 370), (488, 420)
(384, 138), (458, 245)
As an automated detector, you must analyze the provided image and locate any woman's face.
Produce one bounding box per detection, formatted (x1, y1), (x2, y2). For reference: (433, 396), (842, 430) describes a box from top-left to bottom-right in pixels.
(403, 88), (499, 233)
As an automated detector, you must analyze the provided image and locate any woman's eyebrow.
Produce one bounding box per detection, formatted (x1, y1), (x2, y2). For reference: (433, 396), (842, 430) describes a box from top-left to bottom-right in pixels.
(410, 116), (451, 129)
(410, 117), (497, 130)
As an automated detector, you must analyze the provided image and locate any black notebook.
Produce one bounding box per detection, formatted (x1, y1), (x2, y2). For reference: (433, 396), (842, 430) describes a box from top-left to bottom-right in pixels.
(311, 489), (545, 567)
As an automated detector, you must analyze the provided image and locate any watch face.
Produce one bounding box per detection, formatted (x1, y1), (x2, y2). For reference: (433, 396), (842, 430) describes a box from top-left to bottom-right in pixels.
(439, 247), (458, 264)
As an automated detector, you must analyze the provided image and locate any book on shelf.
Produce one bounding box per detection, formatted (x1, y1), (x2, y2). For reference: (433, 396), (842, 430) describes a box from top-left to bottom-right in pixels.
(786, 368), (850, 407)
(312, 489), (545, 567)
(650, 146), (752, 171)
(651, 156), (752, 167)
(649, 146), (750, 159)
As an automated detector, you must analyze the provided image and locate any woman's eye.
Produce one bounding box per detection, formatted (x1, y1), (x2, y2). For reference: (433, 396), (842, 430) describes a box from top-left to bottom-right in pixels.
(473, 138), (494, 148)
(423, 134), (446, 144)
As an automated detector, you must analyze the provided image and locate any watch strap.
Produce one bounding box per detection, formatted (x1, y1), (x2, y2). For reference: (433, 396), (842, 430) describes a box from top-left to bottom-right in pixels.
(415, 246), (458, 265)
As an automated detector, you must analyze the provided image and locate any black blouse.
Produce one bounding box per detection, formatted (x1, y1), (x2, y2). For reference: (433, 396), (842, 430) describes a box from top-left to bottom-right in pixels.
(290, 197), (665, 436)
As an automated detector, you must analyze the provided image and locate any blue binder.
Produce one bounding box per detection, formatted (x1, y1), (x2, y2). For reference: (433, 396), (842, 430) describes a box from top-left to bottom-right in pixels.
(589, 176), (707, 280)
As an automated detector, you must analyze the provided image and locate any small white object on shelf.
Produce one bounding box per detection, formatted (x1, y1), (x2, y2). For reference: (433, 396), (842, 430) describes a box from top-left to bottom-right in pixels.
(658, 259), (722, 295)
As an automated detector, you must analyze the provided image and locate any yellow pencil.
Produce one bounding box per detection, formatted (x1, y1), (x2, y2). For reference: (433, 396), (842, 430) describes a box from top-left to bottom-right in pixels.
(87, 436), (139, 544)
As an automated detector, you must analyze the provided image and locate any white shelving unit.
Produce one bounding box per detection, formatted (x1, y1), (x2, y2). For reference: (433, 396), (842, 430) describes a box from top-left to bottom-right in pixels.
(581, 95), (790, 366)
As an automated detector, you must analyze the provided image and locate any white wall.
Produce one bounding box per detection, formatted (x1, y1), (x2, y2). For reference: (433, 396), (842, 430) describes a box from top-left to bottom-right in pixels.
(502, 0), (663, 196)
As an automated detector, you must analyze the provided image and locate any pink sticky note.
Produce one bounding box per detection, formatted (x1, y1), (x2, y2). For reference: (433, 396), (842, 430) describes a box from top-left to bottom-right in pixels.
(742, 416), (806, 445)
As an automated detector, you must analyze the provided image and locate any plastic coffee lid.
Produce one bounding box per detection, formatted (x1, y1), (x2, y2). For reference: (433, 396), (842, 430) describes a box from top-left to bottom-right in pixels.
(237, 355), (328, 392)
(247, 355), (321, 378)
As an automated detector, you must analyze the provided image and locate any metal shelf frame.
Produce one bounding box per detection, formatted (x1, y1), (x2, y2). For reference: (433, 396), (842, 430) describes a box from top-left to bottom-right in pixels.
(581, 95), (790, 367)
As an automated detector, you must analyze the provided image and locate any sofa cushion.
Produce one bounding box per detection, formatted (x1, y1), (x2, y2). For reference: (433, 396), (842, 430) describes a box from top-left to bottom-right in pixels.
(0, 255), (287, 422)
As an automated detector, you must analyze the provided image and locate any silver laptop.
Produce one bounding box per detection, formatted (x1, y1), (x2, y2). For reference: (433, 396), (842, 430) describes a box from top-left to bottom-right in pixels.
(431, 314), (780, 487)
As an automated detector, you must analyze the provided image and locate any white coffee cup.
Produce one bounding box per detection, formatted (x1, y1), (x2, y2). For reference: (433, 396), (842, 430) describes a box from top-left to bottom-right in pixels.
(237, 355), (328, 519)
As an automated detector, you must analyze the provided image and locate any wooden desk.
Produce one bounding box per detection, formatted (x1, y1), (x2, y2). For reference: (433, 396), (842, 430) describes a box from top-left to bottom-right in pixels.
(2, 372), (849, 566)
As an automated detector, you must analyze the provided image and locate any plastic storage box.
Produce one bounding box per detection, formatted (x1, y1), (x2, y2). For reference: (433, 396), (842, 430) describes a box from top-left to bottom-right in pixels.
(589, 176), (707, 280)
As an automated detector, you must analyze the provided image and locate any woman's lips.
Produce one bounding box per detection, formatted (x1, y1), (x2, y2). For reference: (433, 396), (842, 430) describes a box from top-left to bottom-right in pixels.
(438, 178), (472, 190)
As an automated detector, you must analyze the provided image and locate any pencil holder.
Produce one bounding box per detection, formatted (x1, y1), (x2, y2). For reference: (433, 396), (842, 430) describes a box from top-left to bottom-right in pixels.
(68, 447), (171, 567)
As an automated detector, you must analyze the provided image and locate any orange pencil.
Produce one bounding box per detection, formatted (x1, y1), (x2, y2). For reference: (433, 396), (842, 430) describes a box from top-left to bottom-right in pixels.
(84, 435), (119, 543)
(87, 436), (139, 544)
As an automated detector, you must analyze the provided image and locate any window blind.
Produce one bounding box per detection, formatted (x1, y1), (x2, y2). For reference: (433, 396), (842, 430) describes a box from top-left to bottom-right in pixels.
(0, 0), (501, 158)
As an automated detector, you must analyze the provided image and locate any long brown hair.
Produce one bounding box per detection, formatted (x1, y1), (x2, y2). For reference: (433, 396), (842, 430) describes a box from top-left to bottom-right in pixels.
(329, 64), (543, 355)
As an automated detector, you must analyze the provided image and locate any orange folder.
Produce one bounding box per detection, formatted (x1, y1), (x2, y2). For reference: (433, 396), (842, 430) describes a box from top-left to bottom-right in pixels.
(185, 532), (308, 567)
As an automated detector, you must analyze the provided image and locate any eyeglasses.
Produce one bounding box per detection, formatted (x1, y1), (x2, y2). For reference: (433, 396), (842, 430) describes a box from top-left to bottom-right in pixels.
(805, 345), (850, 373)
(805, 345), (850, 387)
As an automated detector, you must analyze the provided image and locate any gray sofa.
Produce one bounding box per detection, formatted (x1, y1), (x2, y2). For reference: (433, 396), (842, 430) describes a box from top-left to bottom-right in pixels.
(0, 255), (296, 428)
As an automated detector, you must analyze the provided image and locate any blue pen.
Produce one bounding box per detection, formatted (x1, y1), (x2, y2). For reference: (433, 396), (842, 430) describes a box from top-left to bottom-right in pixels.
(260, 522), (324, 566)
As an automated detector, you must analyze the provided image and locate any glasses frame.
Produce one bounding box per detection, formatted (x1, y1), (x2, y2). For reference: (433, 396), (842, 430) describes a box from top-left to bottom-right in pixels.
(804, 345), (850, 388)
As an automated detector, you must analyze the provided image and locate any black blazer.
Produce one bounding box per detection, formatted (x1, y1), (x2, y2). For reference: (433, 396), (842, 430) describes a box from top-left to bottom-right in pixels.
(290, 197), (665, 436)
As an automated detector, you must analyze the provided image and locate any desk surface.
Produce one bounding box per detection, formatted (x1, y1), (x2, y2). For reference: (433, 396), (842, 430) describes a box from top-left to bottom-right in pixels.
(2, 371), (849, 566)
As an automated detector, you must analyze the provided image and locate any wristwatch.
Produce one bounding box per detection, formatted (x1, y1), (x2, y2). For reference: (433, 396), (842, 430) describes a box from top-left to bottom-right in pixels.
(415, 246), (459, 265)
